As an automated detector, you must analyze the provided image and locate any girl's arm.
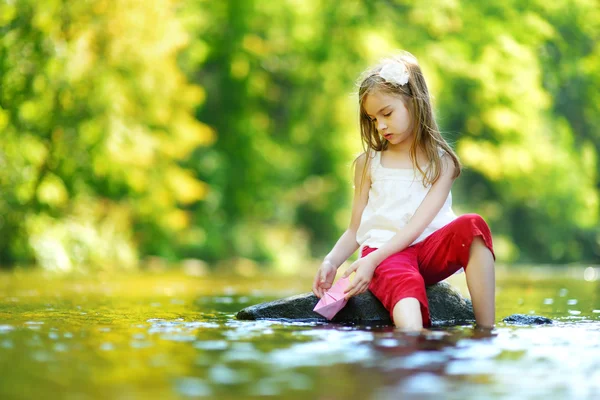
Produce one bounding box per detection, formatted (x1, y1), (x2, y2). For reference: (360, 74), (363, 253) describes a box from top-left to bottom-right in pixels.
(367, 154), (456, 266)
(312, 153), (370, 297)
(324, 152), (371, 266)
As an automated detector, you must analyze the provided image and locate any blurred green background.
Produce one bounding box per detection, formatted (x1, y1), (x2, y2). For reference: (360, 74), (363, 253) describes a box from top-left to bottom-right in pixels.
(1, 0), (599, 272)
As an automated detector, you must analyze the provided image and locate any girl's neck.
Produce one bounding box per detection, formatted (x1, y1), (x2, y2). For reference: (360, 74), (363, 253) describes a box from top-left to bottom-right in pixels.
(386, 143), (411, 154)
(382, 145), (428, 169)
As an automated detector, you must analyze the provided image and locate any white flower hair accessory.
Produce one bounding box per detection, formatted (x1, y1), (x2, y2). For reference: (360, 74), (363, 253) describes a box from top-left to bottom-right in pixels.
(378, 62), (409, 86)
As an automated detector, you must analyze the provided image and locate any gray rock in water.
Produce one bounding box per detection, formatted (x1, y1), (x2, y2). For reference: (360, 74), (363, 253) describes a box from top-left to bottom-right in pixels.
(236, 281), (475, 326)
(502, 314), (553, 325)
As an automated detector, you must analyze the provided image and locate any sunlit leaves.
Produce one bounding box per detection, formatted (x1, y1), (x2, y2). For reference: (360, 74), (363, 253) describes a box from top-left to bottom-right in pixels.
(1, 0), (599, 268)
(0, 0), (209, 268)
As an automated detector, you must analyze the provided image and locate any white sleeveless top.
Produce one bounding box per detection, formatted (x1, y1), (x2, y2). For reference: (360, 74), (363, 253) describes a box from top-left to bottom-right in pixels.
(356, 150), (457, 251)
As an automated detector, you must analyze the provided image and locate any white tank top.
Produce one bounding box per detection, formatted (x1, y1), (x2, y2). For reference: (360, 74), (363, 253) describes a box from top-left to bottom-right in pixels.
(356, 150), (457, 251)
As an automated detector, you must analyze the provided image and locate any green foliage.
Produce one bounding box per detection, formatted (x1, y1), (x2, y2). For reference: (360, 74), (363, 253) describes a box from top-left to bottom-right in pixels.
(0, 0), (211, 270)
(178, 0), (369, 270)
(0, 0), (598, 269)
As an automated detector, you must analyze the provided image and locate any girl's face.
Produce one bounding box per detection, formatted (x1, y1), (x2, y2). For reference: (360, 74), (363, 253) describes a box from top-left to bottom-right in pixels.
(363, 90), (414, 150)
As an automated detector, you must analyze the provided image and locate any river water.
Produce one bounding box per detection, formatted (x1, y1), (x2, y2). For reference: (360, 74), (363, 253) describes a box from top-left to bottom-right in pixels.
(0, 265), (598, 399)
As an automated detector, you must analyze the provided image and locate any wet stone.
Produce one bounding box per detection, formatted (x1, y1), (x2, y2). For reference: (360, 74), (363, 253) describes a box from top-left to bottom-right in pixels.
(236, 282), (476, 327)
(502, 314), (553, 325)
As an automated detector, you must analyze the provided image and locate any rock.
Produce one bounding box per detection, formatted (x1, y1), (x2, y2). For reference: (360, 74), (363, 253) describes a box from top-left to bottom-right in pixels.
(236, 281), (475, 326)
(427, 282), (476, 326)
(502, 314), (553, 325)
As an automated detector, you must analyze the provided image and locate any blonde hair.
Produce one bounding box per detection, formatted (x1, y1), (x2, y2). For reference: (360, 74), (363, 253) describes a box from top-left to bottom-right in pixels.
(355, 51), (461, 188)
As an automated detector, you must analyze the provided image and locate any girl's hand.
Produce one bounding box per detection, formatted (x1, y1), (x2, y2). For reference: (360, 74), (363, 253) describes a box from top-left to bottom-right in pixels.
(312, 260), (337, 298)
(342, 256), (378, 299)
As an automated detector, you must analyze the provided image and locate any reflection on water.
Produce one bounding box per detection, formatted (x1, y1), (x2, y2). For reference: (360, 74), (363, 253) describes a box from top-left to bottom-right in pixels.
(0, 267), (598, 399)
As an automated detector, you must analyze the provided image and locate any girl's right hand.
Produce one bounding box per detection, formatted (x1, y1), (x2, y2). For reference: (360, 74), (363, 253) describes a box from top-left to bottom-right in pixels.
(312, 260), (337, 298)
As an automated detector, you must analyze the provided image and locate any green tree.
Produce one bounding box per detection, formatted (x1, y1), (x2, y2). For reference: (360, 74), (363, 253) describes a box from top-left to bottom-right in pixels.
(180, 0), (371, 270)
(0, 0), (211, 270)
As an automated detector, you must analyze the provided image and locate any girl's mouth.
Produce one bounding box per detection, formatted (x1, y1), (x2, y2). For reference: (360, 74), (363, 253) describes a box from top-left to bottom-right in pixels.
(384, 133), (393, 140)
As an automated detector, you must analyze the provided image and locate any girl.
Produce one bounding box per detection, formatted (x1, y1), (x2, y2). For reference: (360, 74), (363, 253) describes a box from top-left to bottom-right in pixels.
(312, 51), (496, 331)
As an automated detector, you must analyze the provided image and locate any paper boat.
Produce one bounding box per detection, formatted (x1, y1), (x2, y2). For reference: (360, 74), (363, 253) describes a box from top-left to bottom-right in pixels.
(313, 276), (351, 320)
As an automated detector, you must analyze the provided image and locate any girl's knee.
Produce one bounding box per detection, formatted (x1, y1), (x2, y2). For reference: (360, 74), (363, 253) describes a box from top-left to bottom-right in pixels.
(472, 236), (487, 247)
(453, 214), (495, 260)
(470, 236), (495, 259)
(392, 297), (423, 331)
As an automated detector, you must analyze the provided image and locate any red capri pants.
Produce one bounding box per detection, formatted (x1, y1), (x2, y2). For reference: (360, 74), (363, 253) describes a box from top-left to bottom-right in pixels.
(362, 214), (495, 327)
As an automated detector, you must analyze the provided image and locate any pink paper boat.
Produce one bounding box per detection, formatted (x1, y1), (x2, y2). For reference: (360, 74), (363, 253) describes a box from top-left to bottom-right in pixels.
(313, 276), (351, 320)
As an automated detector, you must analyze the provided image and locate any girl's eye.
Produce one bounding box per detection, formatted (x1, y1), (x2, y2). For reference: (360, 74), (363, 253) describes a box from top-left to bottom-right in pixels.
(384, 112), (392, 117)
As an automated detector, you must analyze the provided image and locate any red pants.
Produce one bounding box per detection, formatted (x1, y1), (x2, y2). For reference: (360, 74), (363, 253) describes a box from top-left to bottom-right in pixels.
(362, 214), (495, 327)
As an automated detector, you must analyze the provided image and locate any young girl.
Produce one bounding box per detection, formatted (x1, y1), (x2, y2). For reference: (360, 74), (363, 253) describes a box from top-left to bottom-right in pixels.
(312, 51), (496, 331)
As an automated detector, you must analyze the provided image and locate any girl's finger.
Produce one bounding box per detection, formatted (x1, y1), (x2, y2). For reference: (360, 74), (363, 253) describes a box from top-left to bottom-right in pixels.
(355, 283), (367, 296)
(314, 277), (324, 296)
(345, 289), (355, 300)
(313, 272), (321, 289)
(353, 284), (363, 296)
(342, 266), (356, 279)
(344, 282), (355, 295)
(345, 284), (360, 299)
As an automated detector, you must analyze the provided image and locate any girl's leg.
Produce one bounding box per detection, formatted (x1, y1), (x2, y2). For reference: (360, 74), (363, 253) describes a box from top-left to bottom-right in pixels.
(416, 214), (496, 328)
(465, 236), (495, 328)
(364, 246), (430, 331)
(392, 297), (423, 331)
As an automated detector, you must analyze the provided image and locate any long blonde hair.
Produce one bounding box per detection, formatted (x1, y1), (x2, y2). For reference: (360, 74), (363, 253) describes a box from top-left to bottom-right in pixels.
(356, 51), (461, 188)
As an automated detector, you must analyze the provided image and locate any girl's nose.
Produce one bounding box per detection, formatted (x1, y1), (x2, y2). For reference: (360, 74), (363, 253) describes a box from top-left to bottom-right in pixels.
(378, 120), (387, 131)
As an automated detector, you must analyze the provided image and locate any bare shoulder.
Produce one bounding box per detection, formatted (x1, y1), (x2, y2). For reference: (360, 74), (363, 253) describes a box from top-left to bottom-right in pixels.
(353, 152), (372, 192)
(439, 151), (457, 177)
(354, 152), (371, 172)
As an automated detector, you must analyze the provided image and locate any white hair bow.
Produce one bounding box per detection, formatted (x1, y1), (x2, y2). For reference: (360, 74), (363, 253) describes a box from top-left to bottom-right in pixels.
(378, 62), (409, 86)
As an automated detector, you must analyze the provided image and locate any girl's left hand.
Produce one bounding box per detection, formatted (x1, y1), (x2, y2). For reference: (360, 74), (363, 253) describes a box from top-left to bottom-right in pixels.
(342, 256), (378, 299)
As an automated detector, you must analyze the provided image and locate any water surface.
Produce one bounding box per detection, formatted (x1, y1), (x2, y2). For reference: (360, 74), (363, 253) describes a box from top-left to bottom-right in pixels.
(0, 266), (599, 399)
